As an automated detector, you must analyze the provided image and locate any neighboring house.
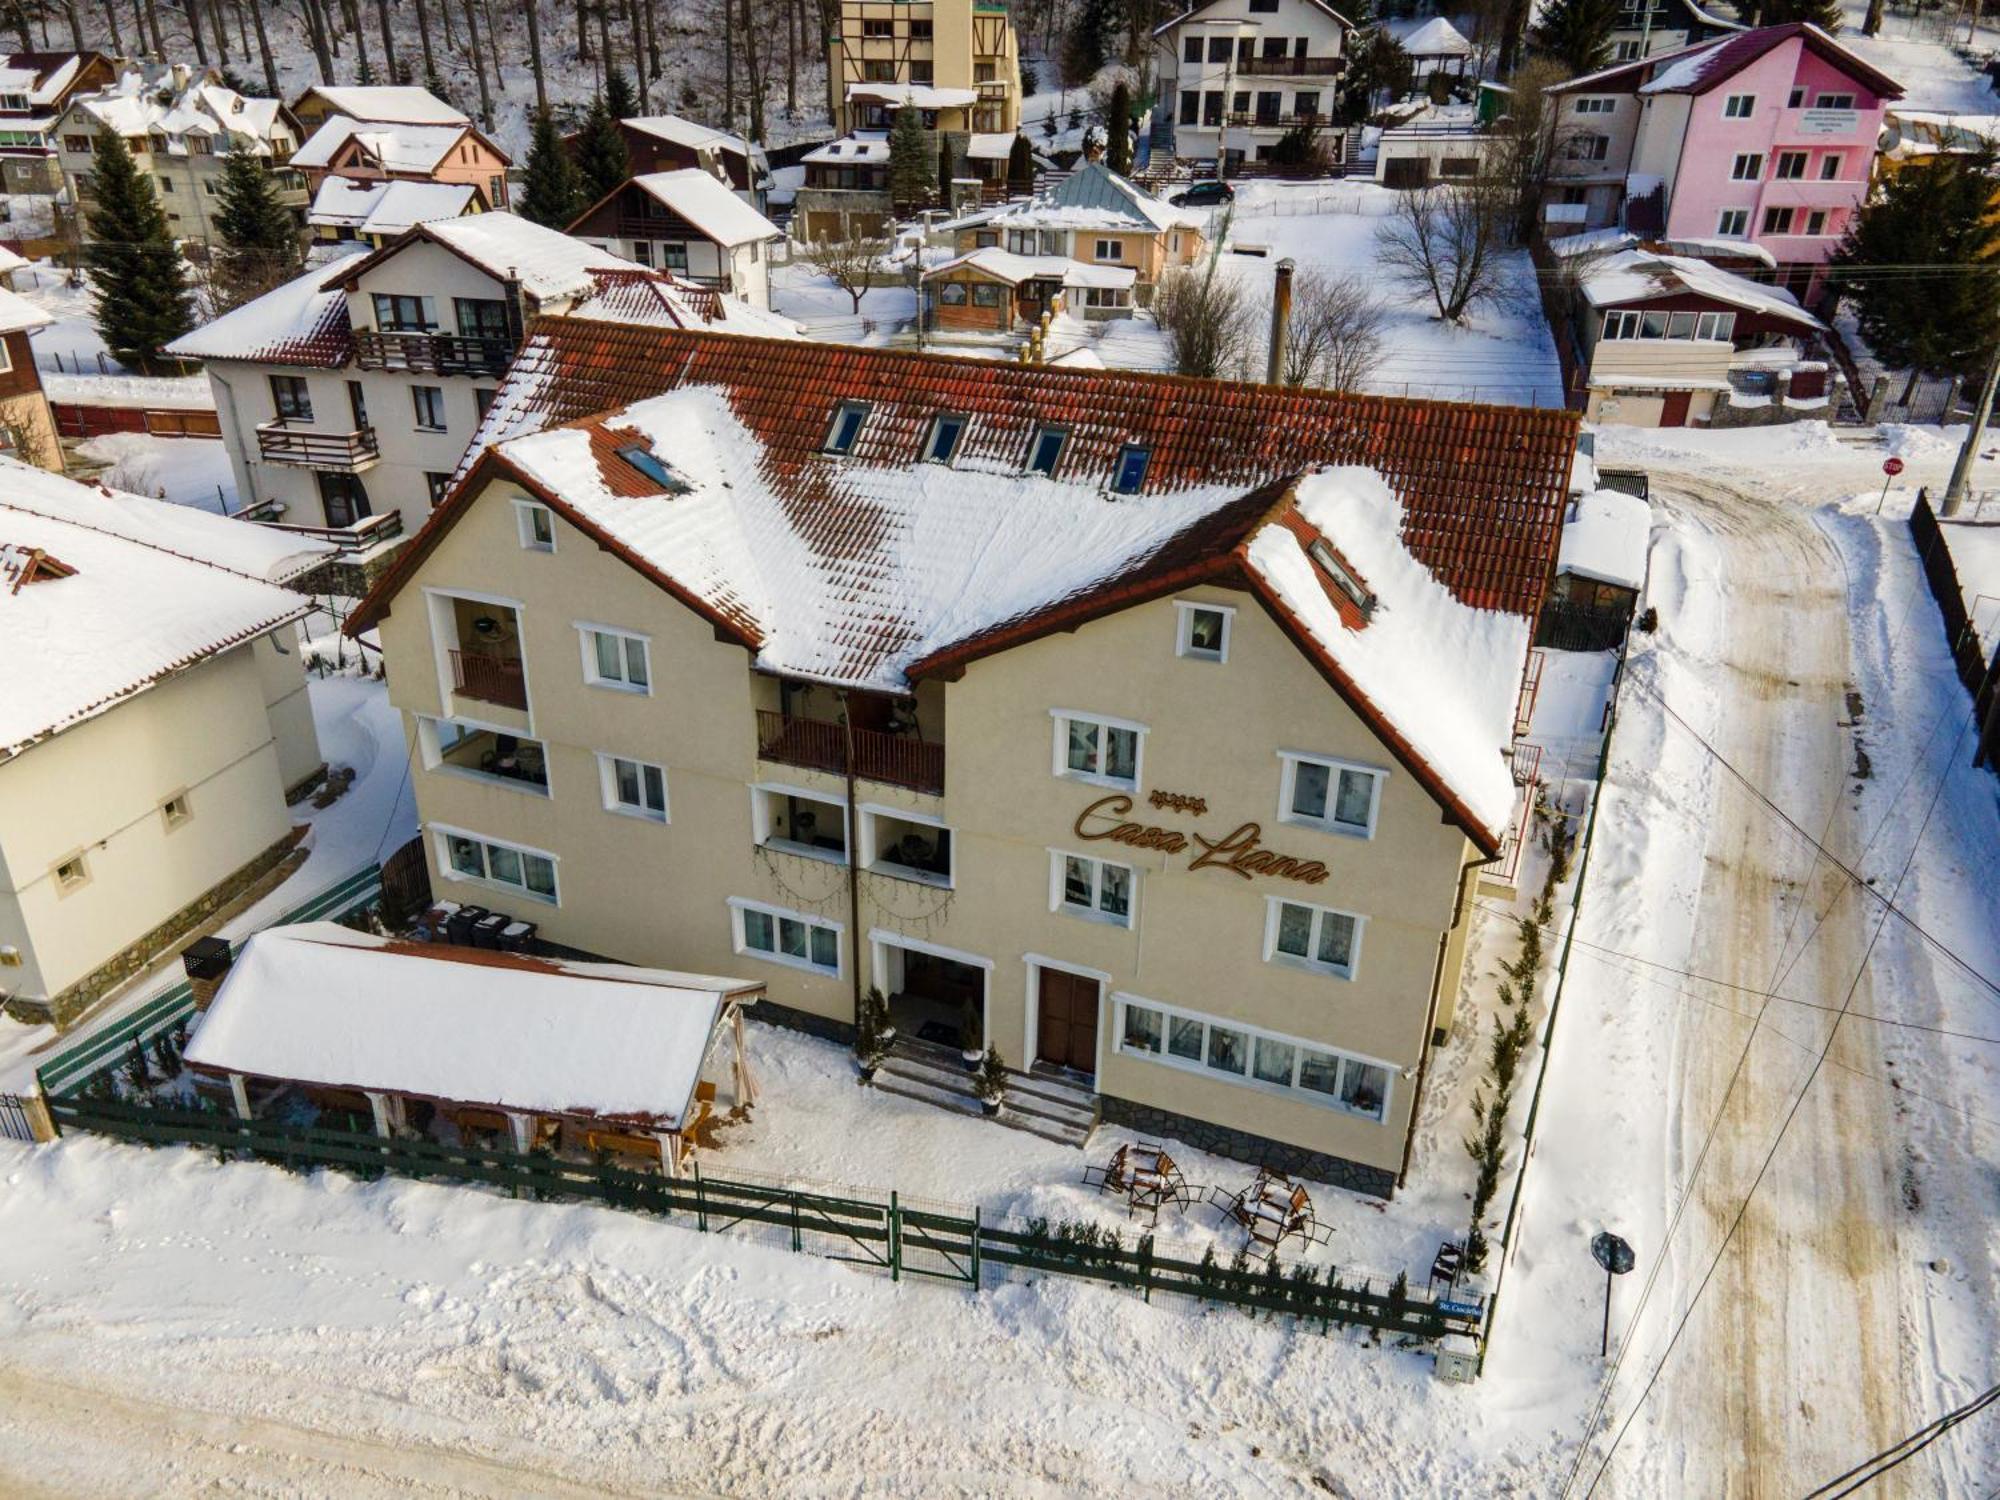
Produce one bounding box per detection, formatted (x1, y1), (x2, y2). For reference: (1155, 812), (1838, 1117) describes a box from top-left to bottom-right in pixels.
(1543, 23), (1903, 295)
(920, 246), (1138, 333)
(567, 169), (782, 308)
(1559, 246), (1831, 425)
(1374, 102), (1496, 187)
(0, 459), (330, 1027)
(289, 84), (470, 135)
(1153, 0), (1351, 171)
(793, 136), (893, 242)
(1877, 109), (2000, 213)
(1609, 0), (1742, 62)
(606, 114), (770, 209)
(165, 215), (636, 541)
(290, 115), (512, 211)
(950, 163), (1204, 303)
(829, 0), (1020, 136)
(0, 50), (119, 192)
(57, 68), (308, 247)
(308, 176), (482, 248)
(0, 285), (60, 469)
(1400, 16), (1476, 79)
(1549, 486), (1651, 637)
(341, 324), (1579, 1196)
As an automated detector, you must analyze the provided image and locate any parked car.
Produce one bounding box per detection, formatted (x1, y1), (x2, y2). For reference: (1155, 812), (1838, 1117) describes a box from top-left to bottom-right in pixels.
(1170, 180), (1234, 207)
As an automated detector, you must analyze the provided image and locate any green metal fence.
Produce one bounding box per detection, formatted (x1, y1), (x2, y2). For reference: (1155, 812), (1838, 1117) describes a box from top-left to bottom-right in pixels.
(34, 864), (384, 1099)
(44, 1091), (1483, 1343)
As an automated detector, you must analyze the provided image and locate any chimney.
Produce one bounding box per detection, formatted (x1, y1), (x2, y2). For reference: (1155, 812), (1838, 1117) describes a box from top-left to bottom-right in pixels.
(1266, 258), (1295, 386)
(182, 935), (234, 1011)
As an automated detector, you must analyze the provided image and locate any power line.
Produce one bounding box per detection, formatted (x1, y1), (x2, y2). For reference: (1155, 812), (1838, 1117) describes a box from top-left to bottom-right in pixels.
(1801, 1380), (2000, 1499)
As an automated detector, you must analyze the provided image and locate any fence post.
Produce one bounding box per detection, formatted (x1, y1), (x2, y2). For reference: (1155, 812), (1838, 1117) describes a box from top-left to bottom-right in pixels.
(889, 1190), (901, 1282)
(970, 1204), (981, 1291)
(1139, 1234), (1153, 1303)
(790, 1189), (801, 1253)
(694, 1158), (707, 1231)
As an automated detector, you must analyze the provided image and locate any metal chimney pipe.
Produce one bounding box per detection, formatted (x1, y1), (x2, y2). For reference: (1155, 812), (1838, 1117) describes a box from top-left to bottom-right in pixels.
(1267, 258), (1295, 386)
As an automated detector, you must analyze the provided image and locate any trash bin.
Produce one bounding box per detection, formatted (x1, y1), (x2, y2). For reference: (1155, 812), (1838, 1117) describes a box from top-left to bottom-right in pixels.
(471, 910), (510, 949)
(181, 935), (233, 981)
(445, 904), (486, 945)
(498, 920), (536, 953)
(413, 901), (460, 942)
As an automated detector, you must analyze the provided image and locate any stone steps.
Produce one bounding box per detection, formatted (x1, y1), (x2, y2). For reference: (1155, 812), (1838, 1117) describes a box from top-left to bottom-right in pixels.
(874, 1036), (1098, 1149)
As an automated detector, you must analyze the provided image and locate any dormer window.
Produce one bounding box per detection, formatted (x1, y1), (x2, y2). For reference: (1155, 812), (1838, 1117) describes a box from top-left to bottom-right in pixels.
(616, 444), (688, 493)
(1110, 443), (1150, 495)
(824, 400), (869, 455)
(1308, 539), (1375, 617)
(1026, 425), (1067, 477)
(923, 412), (968, 464)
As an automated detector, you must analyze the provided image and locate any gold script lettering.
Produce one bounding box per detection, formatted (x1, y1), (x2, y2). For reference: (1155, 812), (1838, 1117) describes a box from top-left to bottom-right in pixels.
(1078, 799), (1329, 886)
(1073, 795), (1190, 853)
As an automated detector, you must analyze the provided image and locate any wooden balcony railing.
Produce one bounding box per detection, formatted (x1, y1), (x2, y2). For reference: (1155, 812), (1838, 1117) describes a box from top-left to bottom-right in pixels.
(756, 709), (945, 795)
(1234, 55), (1344, 77)
(450, 650), (528, 711)
(353, 329), (517, 377)
(255, 418), (379, 471)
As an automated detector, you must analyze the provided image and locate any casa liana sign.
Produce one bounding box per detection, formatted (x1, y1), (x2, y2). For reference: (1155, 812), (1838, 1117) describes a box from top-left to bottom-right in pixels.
(1073, 794), (1331, 886)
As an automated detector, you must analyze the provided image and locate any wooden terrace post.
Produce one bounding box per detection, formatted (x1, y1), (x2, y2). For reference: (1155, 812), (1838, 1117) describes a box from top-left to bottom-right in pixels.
(228, 1072), (252, 1121)
(731, 1005), (759, 1108)
(506, 1112), (534, 1154)
(365, 1091), (394, 1138)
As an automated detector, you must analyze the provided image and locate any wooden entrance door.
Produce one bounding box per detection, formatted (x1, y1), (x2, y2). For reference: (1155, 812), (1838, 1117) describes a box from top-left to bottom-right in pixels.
(1036, 967), (1100, 1076)
(1660, 389), (1692, 428)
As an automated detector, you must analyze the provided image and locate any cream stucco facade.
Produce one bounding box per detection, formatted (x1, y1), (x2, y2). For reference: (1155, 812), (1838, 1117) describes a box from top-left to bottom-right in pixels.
(374, 476), (1487, 1191)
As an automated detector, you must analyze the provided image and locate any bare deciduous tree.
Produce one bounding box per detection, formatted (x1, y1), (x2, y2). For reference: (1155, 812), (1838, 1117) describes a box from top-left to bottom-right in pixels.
(799, 231), (885, 315)
(1284, 268), (1387, 391)
(1374, 183), (1509, 324)
(1154, 258), (1257, 379)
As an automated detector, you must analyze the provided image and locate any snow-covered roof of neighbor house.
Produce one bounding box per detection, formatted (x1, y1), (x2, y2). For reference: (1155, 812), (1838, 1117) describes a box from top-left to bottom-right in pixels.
(0, 459), (327, 760)
(1578, 249), (1823, 329)
(1047, 345), (1105, 369)
(0, 52), (90, 107)
(185, 923), (761, 1130)
(614, 169), (780, 246)
(1554, 23), (1903, 101)
(1546, 228), (1778, 268)
(0, 244), (26, 275)
(332, 212), (633, 306)
(164, 247), (366, 365)
(1403, 16), (1475, 56)
(926, 247), (1137, 289)
(965, 132), (1016, 161)
(990, 161), (1195, 233)
(624, 112), (754, 158)
(845, 82), (979, 110)
(0, 284), (52, 334)
(71, 73), (292, 156)
(292, 116), (479, 174)
(308, 175), (480, 235)
(1153, 0), (1354, 35)
(297, 84), (468, 126)
(1558, 488), (1651, 591)
(803, 135), (891, 164)
(354, 331), (1580, 849)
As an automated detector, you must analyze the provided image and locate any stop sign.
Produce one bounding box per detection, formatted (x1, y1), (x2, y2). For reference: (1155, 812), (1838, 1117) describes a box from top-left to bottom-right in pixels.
(1883, 456), (1906, 476)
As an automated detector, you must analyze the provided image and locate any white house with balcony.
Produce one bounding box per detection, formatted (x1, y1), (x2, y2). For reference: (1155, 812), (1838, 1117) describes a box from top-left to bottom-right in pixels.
(1153, 0), (1352, 170)
(566, 170), (782, 309)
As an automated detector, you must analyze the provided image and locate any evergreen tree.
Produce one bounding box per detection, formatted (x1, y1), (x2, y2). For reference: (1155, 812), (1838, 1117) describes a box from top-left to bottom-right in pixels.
(1006, 132), (1035, 196)
(519, 107), (589, 227)
(211, 148), (301, 311)
(1829, 152), (2000, 389)
(1528, 0), (1620, 76)
(1338, 23), (1411, 125)
(1742, 0), (1842, 27)
(603, 65), (639, 121)
(84, 128), (192, 374)
(573, 94), (632, 203)
(1106, 79), (1133, 175)
(937, 133), (954, 207)
(1062, 0), (1118, 87)
(887, 104), (931, 210)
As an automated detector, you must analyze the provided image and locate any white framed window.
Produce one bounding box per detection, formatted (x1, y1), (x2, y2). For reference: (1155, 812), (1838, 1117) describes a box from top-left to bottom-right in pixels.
(1113, 995), (1393, 1121)
(860, 804), (953, 886)
(1277, 751), (1384, 838)
(1051, 709), (1144, 788)
(436, 826), (558, 903)
(730, 897), (842, 976)
(160, 791), (192, 829)
(1175, 599), (1233, 661)
(1716, 208), (1749, 237)
(1761, 205), (1794, 235)
(1573, 96), (1616, 114)
(1729, 152), (1763, 180)
(1722, 93), (1756, 118)
(1819, 152), (1843, 180)
(1815, 92), (1855, 109)
(823, 400), (869, 455)
(1694, 311), (1735, 341)
(1051, 849), (1135, 927)
(923, 412), (968, 463)
(53, 852), (89, 891)
(514, 500), (555, 552)
(1263, 895), (1363, 979)
(598, 752), (668, 821)
(752, 783), (849, 863)
(577, 623), (650, 693)
(1094, 238), (1124, 261)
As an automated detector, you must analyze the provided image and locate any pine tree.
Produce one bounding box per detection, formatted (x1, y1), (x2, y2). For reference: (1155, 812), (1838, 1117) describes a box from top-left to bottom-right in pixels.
(936, 133), (954, 207)
(84, 129), (192, 374)
(603, 65), (640, 121)
(1006, 132), (1035, 196)
(1339, 19), (1411, 125)
(1528, 0), (1620, 76)
(1062, 0), (1118, 87)
(520, 107), (589, 227)
(887, 104), (931, 210)
(573, 94), (632, 203)
(211, 149), (301, 312)
(1829, 152), (2000, 388)
(1106, 78), (1133, 175)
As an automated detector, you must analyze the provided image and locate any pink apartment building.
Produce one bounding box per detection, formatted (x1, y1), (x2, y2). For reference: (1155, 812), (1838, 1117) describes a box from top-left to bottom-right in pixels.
(1543, 24), (1903, 296)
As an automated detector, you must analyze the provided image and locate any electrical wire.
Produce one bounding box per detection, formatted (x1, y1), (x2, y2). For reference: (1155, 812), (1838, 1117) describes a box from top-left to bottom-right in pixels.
(1801, 1380), (2000, 1499)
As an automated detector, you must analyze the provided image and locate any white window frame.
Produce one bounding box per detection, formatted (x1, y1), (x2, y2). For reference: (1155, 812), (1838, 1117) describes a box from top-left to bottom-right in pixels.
(1573, 96), (1616, 114)
(1049, 848), (1137, 928)
(432, 823), (560, 904)
(514, 499), (555, 552)
(1722, 93), (1756, 119)
(1693, 310), (1735, 341)
(1262, 894), (1364, 980)
(597, 751), (669, 822)
(1175, 599), (1234, 662)
(751, 782), (851, 865)
(576, 622), (652, 694)
(858, 802), (953, 887)
(1110, 993), (1395, 1122)
(1094, 238), (1124, 261)
(729, 896), (843, 976)
(1729, 152), (1763, 180)
(415, 716), (552, 797)
(1276, 750), (1386, 839)
(1050, 708), (1147, 790)
(1715, 208), (1749, 238)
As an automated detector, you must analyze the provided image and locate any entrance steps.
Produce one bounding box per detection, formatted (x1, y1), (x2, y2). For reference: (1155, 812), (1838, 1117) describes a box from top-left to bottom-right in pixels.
(874, 1036), (1099, 1149)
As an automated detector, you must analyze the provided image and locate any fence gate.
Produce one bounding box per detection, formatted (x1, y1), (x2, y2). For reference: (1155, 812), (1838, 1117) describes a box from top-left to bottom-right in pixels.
(898, 1206), (979, 1286)
(0, 1093), (37, 1143)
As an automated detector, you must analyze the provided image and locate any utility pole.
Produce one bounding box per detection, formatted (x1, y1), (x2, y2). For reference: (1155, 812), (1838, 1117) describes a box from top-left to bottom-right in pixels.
(1942, 344), (2000, 517)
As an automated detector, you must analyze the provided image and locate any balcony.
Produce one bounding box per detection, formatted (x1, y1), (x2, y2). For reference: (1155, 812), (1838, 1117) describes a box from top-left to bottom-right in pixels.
(353, 328), (517, 378)
(255, 418), (380, 471)
(450, 649), (528, 711)
(756, 709), (945, 796)
(1235, 55), (1345, 77)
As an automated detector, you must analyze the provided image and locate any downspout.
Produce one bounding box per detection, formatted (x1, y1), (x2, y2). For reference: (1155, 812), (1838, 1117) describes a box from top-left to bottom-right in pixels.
(1397, 848), (1499, 1189)
(839, 688), (863, 1030)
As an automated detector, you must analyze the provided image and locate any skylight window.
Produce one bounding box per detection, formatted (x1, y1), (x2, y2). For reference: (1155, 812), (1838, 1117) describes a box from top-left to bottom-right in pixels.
(824, 401), (869, 455)
(1110, 443), (1151, 495)
(1309, 539), (1375, 617)
(924, 412), (968, 464)
(1026, 425), (1067, 477)
(616, 444), (688, 493)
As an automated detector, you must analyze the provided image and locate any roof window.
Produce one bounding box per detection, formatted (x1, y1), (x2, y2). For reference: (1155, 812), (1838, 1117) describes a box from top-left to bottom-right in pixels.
(924, 412), (968, 464)
(823, 401), (869, 455)
(616, 444), (689, 493)
(1309, 539), (1375, 619)
(1109, 443), (1151, 495)
(1026, 425), (1066, 477)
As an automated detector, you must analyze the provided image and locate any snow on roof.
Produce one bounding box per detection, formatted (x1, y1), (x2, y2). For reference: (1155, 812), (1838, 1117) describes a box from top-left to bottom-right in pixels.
(1046, 345), (1105, 369)
(74, 73), (290, 154)
(0, 459), (325, 759)
(0, 244), (26, 275)
(803, 135), (890, 164)
(1578, 249), (1822, 328)
(1402, 16), (1474, 55)
(1633, 23), (1902, 99)
(624, 112), (752, 157)
(991, 162), (1192, 233)
(844, 82), (979, 109)
(624, 169), (780, 246)
(308, 175), (478, 235)
(0, 284), (52, 334)
(393, 213), (635, 303)
(1558, 488), (1651, 591)
(965, 132), (1016, 161)
(301, 85), (468, 126)
(293, 116), (472, 174)
(1249, 469), (1528, 840)
(164, 249), (364, 365)
(927, 246), (1136, 288)
(0, 52), (85, 105)
(185, 923), (760, 1130)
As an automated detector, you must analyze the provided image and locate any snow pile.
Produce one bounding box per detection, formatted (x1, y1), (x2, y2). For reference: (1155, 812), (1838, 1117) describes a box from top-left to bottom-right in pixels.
(1559, 488), (1653, 591)
(1246, 470), (1528, 841)
(0, 283), (51, 334)
(41, 371), (214, 409)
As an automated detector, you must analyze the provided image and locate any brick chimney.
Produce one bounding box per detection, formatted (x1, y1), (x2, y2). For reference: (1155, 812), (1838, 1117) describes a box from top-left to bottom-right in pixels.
(182, 935), (234, 1011)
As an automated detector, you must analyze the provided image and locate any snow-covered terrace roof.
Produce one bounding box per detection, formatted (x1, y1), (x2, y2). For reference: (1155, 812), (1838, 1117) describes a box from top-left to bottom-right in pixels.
(164, 248), (364, 366)
(990, 162), (1194, 233)
(354, 331), (1580, 850)
(845, 82), (978, 109)
(1547, 229), (1778, 268)
(613, 169), (780, 246)
(1402, 16), (1474, 56)
(0, 459), (328, 760)
(625, 112), (753, 158)
(803, 135), (890, 164)
(292, 116), (477, 174)
(308, 176), (479, 235)
(965, 132), (1016, 161)
(0, 284), (52, 334)
(1558, 489), (1651, 592)
(1578, 249), (1822, 329)
(927, 247), (1138, 289)
(185, 923), (762, 1132)
(297, 84), (468, 126)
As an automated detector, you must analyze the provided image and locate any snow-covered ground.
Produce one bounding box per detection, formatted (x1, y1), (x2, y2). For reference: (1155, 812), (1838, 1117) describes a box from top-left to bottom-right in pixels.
(74, 432), (238, 512)
(10, 260), (114, 370)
